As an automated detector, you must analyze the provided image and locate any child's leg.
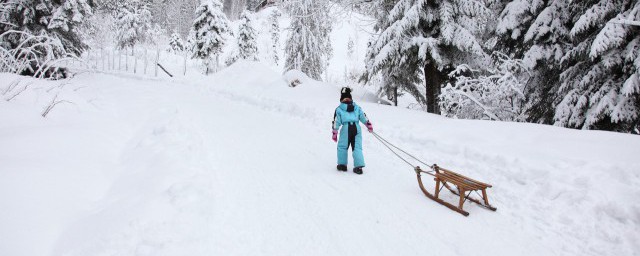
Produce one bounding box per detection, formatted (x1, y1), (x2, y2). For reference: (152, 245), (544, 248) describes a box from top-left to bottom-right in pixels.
(352, 132), (365, 167)
(337, 128), (349, 165)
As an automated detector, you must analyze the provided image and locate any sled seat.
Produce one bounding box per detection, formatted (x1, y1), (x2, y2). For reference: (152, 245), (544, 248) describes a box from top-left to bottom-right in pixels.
(415, 164), (496, 216)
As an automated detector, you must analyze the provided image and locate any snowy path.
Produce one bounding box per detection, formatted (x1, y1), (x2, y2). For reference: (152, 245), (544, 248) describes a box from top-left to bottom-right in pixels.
(1, 65), (639, 255)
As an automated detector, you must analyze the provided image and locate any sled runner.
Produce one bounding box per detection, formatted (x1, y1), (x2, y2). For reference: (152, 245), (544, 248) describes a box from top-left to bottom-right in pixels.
(415, 164), (496, 216)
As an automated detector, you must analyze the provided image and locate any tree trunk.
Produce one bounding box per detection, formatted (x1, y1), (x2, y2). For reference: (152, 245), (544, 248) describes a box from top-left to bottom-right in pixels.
(393, 86), (398, 106)
(424, 62), (442, 114)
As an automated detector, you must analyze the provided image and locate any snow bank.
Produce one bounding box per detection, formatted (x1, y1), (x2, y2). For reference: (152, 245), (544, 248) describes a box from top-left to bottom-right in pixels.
(1, 61), (639, 256)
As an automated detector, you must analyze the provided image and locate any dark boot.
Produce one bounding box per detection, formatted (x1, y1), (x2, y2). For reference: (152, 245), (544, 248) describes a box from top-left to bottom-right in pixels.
(337, 164), (347, 172)
(353, 166), (363, 175)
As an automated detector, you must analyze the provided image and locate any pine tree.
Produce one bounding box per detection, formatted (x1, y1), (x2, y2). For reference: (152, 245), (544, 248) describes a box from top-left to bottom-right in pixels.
(237, 11), (258, 61)
(0, 0), (93, 76)
(555, 0), (640, 132)
(114, 0), (153, 51)
(268, 8), (281, 65)
(283, 0), (332, 81)
(0, 0), (93, 55)
(496, 1), (573, 123)
(191, 0), (230, 74)
(169, 31), (185, 52)
(363, 0), (492, 110)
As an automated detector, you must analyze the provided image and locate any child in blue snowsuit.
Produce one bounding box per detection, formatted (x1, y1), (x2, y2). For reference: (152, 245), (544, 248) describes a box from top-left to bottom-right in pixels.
(332, 87), (373, 175)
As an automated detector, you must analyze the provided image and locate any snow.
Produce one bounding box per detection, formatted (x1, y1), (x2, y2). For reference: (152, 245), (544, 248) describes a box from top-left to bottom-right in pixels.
(1, 60), (639, 255)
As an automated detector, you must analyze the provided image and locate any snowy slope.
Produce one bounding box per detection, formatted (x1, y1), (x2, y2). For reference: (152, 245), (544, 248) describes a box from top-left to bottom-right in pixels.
(1, 62), (639, 256)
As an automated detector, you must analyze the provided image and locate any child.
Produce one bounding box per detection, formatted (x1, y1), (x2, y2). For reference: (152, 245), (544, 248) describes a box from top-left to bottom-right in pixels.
(332, 87), (373, 174)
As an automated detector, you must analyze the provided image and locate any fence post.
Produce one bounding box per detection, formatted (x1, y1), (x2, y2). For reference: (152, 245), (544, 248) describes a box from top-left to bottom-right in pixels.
(101, 48), (105, 70)
(118, 50), (122, 71)
(155, 48), (160, 77)
(133, 46), (137, 74)
(183, 50), (187, 76)
(111, 49), (114, 70)
(144, 48), (148, 75)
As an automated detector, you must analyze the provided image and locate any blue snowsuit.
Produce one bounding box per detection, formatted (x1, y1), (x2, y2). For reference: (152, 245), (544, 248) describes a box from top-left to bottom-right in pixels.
(333, 101), (370, 167)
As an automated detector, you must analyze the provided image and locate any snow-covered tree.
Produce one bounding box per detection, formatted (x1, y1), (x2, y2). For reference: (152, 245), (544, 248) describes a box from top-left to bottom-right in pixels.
(147, 23), (165, 46)
(363, 0), (492, 111)
(114, 0), (153, 51)
(347, 36), (354, 59)
(268, 8), (281, 65)
(0, 0), (93, 76)
(191, 0), (230, 74)
(495, 0), (640, 133)
(283, 0), (333, 80)
(0, 0), (93, 54)
(554, 0), (640, 132)
(237, 11), (258, 61)
(440, 52), (530, 121)
(169, 31), (185, 52)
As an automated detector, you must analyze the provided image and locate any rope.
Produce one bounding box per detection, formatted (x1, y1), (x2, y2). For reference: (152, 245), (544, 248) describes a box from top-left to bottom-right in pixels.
(370, 131), (434, 172)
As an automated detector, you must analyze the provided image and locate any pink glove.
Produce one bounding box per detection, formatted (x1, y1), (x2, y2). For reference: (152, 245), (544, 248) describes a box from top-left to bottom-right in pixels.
(365, 122), (373, 133)
(332, 130), (338, 142)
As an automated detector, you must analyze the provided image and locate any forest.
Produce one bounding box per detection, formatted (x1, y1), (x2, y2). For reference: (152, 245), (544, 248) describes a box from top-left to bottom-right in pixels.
(1, 0), (639, 133)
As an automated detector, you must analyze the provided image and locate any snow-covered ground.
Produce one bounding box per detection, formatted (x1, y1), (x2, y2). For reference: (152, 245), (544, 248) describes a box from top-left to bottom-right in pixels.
(1, 61), (639, 256)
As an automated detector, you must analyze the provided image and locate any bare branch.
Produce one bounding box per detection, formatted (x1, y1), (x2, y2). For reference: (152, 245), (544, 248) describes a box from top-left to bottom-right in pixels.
(41, 94), (73, 118)
(5, 81), (33, 102)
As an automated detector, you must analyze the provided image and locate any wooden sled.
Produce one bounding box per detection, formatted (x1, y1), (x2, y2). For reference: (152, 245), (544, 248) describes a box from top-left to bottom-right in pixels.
(415, 164), (496, 216)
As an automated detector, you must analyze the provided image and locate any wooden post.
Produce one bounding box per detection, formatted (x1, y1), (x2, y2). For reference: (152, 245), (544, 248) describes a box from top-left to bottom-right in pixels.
(434, 179), (441, 199)
(101, 49), (105, 70)
(154, 48), (160, 77)
(133, 46), (137, 74)
(183, 50), (187, 76)
(144, 48), (148, 75)
(125, 48), (129, 71)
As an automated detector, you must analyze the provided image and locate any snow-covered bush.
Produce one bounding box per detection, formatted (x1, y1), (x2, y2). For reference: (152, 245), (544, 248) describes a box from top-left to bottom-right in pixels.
(283, 69), (311, 87)
(0, 30), (73, 79)
(440, 52), (530, 121)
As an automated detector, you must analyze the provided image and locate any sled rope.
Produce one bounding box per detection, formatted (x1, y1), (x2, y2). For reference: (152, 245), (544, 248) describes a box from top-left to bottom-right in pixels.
(371, 131), (434, 171)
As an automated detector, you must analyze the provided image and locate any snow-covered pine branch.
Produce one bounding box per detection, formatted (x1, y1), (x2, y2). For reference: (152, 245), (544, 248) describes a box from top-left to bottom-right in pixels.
(169, 31), (185, 53)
